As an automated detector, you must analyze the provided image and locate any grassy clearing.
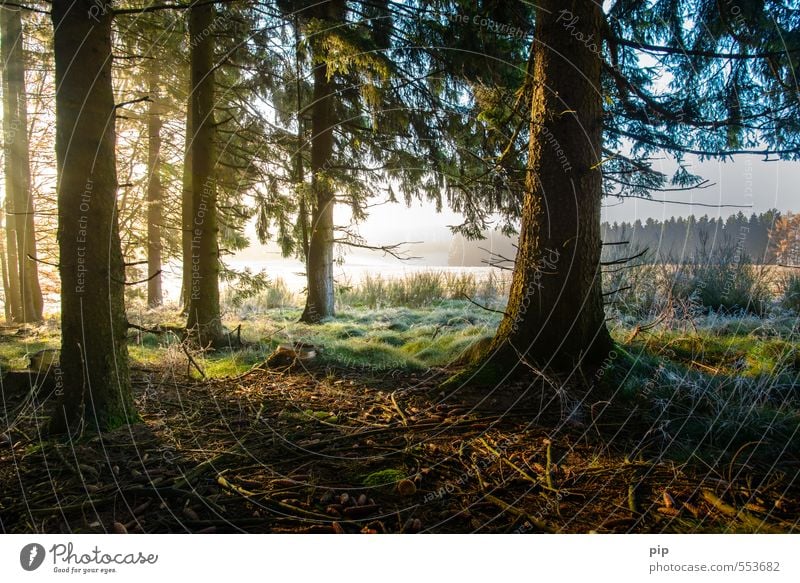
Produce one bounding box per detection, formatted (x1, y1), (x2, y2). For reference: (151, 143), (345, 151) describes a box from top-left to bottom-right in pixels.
(123, 301), (501, 378)
(595, 247), (800, 463)
(0, 318), (60, 371)
(601, 315), (800, 464)
(3, 268), (799, 533)
(122, 292), (800, 478)
(7, 267), (800, 475)
(236, 303), (500, 373)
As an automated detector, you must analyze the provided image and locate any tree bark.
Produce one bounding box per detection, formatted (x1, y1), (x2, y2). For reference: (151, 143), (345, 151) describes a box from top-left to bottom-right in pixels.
(185, 2), (225, 346)
(487, 0), (612, 372)
(146, 67), (163, 307)
(0, 206), (12, 322)
(180, 93), (192, 312)
(50, 0), (134, 433)
(299, 0), (343, 324)
(1, 5), (42, 323)
(294, 18), (310, 264)
(2, 195), (22, 321)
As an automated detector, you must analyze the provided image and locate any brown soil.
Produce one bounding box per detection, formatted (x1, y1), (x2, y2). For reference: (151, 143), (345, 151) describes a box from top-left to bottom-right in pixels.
(1, 362), (797, 533)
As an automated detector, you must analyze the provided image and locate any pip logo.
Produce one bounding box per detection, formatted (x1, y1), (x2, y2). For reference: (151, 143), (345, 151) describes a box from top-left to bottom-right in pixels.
(20, 543), (46, 571)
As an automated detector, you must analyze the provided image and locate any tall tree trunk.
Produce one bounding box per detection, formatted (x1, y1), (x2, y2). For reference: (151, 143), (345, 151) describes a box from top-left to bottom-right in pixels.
(0, 206), (12, 322)
(487, 0), (611, 372)
(146, 68), (163, 308)
(2, 195), (21, 321)
(180, 94), (192, 312)
(294, 17), (310, 264)
(1, 4), (42, 323)
(50, 0), (134, 433)
(299, 0), (342, 324)
(185, 2), (225, 346)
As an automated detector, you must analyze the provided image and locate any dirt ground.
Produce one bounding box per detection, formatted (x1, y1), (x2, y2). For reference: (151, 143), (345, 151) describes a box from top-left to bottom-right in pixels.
(1, 360), (798, 534)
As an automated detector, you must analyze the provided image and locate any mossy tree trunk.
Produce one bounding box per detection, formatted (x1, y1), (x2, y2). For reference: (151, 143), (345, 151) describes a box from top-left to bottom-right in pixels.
(1, 4), (43, 323)
(299, 0), (343, 324)
(185, 2), (226, 346)
(487, 0), (612, 373)
(50, 0), (134, 432)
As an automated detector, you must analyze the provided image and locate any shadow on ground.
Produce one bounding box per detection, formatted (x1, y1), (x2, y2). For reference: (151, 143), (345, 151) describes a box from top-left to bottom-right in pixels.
(1, 349), (797, 533)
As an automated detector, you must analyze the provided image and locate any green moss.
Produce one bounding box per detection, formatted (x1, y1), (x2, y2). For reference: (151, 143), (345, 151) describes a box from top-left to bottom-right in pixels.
(202, 348), (267, 378)
(277, 409), (307, 423)
(96, 407), (141, 432)
(362, 468), (406, 488)
(0, 335), (59, 371)
(128, 345), (164, 366)
(440, 360), (505, 391)
(302, 409), (339, 423)
(453, 335), (494, 366)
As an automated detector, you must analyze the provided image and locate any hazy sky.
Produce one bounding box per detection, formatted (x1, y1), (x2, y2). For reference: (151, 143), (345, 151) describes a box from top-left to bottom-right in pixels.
(351, 155), (799, 245)
(602, 154), (798, 224)
(231, 153), (799, 288)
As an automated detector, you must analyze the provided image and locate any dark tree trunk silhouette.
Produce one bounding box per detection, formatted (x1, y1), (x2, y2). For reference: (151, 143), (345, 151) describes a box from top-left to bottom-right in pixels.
(1, 5), (43, 323)
(487, 0), (612, 372)
(50, 0), (134, 432)
(146, 67), (163, 308)
(180, 93), (192, 312)
(294, 18), (310, 264)
(0, 206), (12, 322)
(185, 2), (225, 346)
(299, 0), (343, 324)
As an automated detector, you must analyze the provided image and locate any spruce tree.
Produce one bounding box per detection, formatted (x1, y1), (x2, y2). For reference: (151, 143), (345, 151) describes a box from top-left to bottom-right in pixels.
(50, 0), (133, 432)
(446, 0), (800, 375)
(1, 3), (43, 323)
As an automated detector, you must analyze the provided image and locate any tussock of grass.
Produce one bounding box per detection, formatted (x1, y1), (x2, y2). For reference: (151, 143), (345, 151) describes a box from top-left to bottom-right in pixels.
(337, 271), (509, 309)
(231, 304), (502, 372)
(320, 339), (424, 371)
(779, 272), (800, 312)
(369, 331), (406, 347)
(611, 324), (800, 462)
(224, 277), (296, 316)
(115, 303), (500, 377)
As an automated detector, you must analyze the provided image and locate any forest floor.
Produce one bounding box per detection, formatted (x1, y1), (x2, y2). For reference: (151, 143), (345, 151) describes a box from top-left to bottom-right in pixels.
(0, 304), (799, 533)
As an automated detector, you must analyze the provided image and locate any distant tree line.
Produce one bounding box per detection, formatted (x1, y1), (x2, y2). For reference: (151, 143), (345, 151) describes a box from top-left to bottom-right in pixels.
(449, 211), (785, 267)
(601, 211), (781, 263)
